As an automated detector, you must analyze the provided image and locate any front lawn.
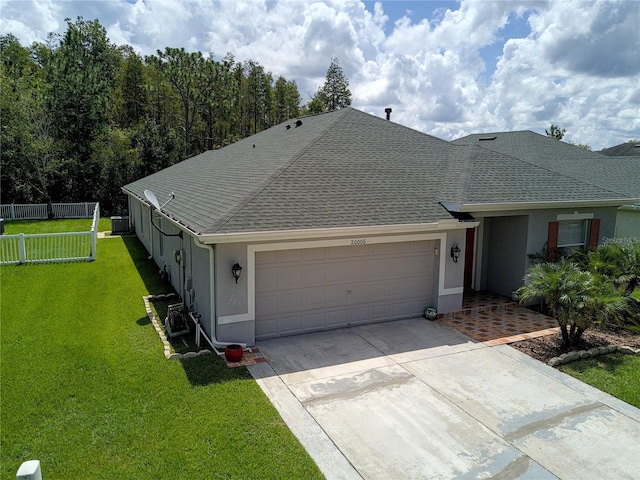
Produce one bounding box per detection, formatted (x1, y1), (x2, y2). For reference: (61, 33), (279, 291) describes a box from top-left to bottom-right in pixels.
(0, 236), (322, 479)
(559, 353), (640, 408)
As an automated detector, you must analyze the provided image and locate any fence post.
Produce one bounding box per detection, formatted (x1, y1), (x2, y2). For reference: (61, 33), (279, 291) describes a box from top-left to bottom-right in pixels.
(84, 202), (89, 218)
(11, 204), (15, 220)
(19, 233), (26, 263)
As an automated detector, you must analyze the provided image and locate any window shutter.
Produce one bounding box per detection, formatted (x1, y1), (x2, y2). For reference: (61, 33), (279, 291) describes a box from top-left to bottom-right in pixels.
(547, 221), (559, 261)
(588, 218), (601, 249)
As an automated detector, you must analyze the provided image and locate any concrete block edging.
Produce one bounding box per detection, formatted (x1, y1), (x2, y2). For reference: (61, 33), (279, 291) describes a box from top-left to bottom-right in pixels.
(143, 294), (212, 360)
(548, 345), (640, 367)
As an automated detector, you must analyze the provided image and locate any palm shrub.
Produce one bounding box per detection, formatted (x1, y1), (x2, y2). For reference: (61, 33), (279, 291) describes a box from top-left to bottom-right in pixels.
(578, 240), (640, 328)
(517, 259), (628, 348)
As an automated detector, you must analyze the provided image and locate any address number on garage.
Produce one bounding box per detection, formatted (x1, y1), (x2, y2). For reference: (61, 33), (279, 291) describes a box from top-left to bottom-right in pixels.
(350, 239), (367, 246)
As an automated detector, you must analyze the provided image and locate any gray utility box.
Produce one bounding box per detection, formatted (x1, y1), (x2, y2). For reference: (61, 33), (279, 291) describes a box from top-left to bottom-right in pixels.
(110, 216), (130, 234)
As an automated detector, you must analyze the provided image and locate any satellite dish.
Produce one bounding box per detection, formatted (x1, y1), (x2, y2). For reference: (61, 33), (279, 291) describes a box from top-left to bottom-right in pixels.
(144, 189), (175, 211)
(144, 189), (161, 210)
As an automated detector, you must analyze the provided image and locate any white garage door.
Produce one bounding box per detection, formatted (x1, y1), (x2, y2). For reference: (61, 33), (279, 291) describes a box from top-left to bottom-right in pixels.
(255, 241), (436, 339)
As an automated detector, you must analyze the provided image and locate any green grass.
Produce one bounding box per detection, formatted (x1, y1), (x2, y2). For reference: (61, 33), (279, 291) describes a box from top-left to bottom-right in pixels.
(559, 353), (640, 408)
(0, 236), (323, 479)
(3, 217), (112, 234)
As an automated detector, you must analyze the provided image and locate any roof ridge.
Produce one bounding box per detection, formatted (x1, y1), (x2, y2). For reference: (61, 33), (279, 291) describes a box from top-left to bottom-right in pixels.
(211, 108), (352, 233)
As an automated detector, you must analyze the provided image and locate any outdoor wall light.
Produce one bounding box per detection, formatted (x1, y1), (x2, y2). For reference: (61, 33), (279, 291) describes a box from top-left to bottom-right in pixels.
(232, 262), (243, 284)
(450, 245), (461, 263)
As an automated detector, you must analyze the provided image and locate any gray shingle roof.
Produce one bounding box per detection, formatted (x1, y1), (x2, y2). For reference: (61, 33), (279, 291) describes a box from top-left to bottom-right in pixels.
(453, 131), (640, 199)
(123, 110), (638, 235)
(600, 142), (640, 157)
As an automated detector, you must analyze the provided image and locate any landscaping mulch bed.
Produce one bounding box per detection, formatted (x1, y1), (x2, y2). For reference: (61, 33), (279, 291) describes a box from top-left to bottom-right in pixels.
(510, 324), (640, 364)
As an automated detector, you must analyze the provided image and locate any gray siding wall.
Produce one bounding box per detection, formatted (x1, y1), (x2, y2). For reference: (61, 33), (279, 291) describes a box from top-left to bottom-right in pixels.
(444, 229), (465, 290)
(215, 243), (252, 343)
(475, 206), (619, 296)
(127, 196), (213, 339)
(525, 206), (618, 263)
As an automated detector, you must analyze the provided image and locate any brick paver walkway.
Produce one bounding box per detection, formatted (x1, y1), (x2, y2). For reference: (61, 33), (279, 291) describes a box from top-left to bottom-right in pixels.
(441, 307), (559, 346)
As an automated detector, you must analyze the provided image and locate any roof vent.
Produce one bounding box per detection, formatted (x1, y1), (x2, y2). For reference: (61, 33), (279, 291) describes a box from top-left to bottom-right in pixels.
(285, 125), (291, 130)
(479, 136), (497, 141)
(295, 120), (303, 127)
(385, 107), (392, 121)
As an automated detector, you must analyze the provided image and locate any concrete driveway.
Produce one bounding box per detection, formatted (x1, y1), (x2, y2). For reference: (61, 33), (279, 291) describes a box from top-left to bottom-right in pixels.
(248, 318), (640, 479)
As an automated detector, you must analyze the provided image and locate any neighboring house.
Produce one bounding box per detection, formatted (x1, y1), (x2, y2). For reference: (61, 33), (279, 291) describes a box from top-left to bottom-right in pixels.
(123, 109), (639, 346)
(598, 142), (640, 240)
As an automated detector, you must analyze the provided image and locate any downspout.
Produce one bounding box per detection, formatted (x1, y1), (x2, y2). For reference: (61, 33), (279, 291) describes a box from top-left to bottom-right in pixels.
(192, 237), (247, 353)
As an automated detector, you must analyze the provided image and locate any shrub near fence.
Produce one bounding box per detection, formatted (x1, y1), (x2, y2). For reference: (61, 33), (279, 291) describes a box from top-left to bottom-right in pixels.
(0, 202), (99, 220)
(0, 203), (99, 265)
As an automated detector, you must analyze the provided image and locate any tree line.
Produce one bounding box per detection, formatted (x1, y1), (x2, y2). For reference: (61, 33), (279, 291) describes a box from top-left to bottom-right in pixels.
(1, 17), (352, 215)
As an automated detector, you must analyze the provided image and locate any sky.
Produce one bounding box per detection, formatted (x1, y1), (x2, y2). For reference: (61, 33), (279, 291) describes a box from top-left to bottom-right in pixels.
(1, 0), (639, 150)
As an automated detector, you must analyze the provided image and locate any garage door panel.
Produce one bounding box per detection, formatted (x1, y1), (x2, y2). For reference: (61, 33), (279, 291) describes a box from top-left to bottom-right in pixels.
(393, 242), (414, 254)
(326, 309), (349, 327)
(394, 299), (430, 317)
(256, 269), (278, 291)
(303, 266), (327, 285)
(279, 268), (303, 288)
(302, 312), (326, 330)
(326, 285), (349, 305)
(280, 292), (303, 310)
(278, 249), (303, 262)
(303, 289), (327, 308)
(278, 315), (303, 335)
(256, 294), (278, 315)
(393, 278), (431, 297)
(328, 246), (350, 259)
(256, 318), (278, 338)
(256, 250), (278, 265)
(371, 243), (393, 255)
(327, 266), (351, 283)
(350, 246), (371, 257)
(255, 241), (436, 339)
(369, 282), (394, 300)
(304, 248), (327, 261)
(372, 304), (393, 320)
(350, 305), (373, 323)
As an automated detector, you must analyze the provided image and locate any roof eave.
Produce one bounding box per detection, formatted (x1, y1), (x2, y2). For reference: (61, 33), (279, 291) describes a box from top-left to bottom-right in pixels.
(456, 198), (639, 213)
(195, 219), (478, 245)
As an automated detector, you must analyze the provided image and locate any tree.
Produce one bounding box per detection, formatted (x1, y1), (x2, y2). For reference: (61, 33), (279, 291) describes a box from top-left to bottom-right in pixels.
(147, 48), (218, 158)
(49, 18), (118, 155)
(570, 143), (592, 151)
(113, 46), (148, 128)
(317, 57), (351, 111)
(273, 76), (301, 123)
(545, 124), (566, 140)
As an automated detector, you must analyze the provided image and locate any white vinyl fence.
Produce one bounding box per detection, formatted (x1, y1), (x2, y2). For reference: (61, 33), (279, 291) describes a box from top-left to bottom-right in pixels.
(0, 202), (98, 220)
(0, 203), (99, 265)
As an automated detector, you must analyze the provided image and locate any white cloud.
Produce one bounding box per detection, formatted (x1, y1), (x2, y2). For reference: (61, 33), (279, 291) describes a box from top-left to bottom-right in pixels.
(0, 0), (638, 149)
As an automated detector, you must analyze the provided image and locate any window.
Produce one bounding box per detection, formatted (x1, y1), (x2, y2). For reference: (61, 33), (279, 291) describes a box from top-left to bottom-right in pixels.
(558, 220), (588, 249)
(546, 216), (600, 261)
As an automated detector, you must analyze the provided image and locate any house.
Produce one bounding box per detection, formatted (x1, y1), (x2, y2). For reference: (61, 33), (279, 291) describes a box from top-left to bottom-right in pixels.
(598, 142), (640, 239)
(122, 108), (640, 346)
